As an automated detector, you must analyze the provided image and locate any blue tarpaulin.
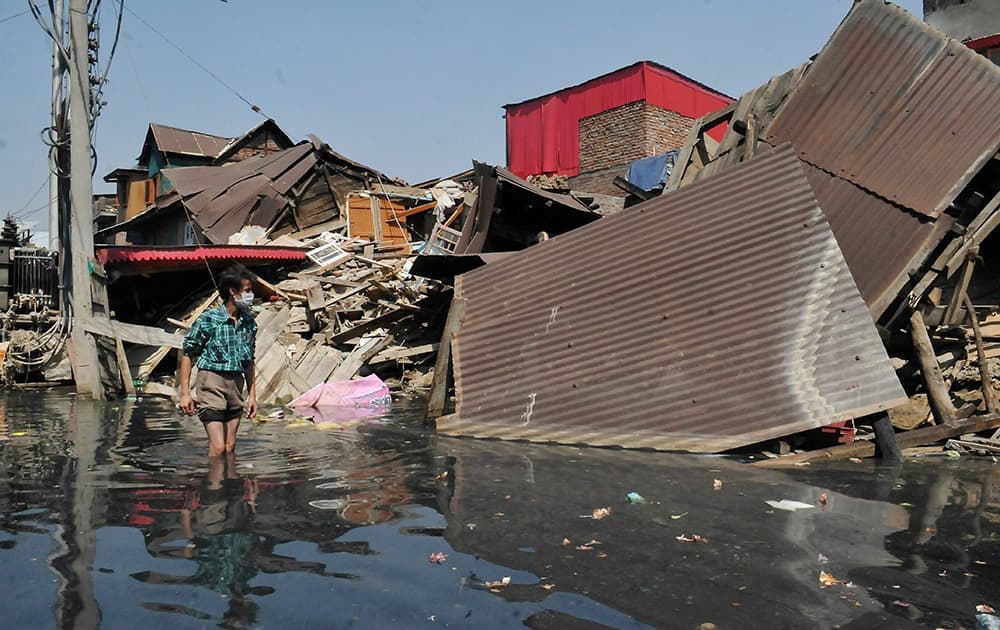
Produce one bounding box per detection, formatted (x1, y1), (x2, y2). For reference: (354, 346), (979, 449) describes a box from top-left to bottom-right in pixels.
(626, 150), (678, 192)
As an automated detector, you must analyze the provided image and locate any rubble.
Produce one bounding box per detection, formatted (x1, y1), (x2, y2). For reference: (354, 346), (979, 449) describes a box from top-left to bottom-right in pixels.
(128, 231), (450, 410)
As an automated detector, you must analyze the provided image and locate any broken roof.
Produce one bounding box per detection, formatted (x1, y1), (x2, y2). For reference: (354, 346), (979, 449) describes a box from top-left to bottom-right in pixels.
(137, 123), (233, 165)
(762, 0), (1000, 219)
(666, 0), (1000, 321)
(214, 118), (295, 164)
(102, 136), (399, 244)
(437, 147), (906, 452)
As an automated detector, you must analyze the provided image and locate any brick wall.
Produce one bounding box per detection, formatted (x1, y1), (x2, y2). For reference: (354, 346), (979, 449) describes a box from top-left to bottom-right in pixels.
(642, 103), (694, 158)
(578, 101), (694, 174)
(568, 162), (629, 197)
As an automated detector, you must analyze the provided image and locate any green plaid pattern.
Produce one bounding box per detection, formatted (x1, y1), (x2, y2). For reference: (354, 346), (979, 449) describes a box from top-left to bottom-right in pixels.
(183, 306), (257, 372)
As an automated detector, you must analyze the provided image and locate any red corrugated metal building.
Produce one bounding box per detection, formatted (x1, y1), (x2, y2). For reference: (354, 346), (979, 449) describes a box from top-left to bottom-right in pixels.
(504, 61), (733, 185)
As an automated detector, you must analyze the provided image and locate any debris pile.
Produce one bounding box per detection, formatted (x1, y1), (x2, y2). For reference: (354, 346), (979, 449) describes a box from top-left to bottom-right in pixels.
(254, 234), (449, 404)
(130, 232), (450, 409)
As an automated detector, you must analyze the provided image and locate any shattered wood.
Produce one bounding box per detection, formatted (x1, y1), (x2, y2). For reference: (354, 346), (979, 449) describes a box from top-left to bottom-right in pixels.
(129, 234), (448, 406)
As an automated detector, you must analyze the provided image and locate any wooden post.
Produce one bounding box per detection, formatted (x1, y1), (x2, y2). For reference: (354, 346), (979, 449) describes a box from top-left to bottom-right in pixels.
(963, 293), (997, 414)
(426, 294), (466, 422)
(943, 248), (977, 326)
(115, 339), (136, 397)
(870, 411), (902, 464)
(910, 310), (958, 424)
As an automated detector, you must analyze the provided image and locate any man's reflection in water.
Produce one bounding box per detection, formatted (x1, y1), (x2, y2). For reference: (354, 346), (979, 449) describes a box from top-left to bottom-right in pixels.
(134, 455), (268, 630)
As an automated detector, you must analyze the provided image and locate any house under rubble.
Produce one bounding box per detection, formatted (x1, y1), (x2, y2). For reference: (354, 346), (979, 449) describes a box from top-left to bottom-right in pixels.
(430, 0), (1000, 454)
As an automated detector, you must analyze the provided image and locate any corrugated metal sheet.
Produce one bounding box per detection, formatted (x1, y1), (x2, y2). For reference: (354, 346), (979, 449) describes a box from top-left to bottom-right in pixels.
(437, 146), (907, 452)
(96, 245), (307, 265)
(764, 0), (1000, 218)
(800, 163), (950, 317)
(150, 124), (232, 158)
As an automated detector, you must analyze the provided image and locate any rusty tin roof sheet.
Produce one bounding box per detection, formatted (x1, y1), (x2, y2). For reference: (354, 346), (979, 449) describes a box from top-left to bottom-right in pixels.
(764, 0), (1000, 219)
(438, 146), (906, 452)
(139, 124), (233, 164)
(799, 163), (950, 317)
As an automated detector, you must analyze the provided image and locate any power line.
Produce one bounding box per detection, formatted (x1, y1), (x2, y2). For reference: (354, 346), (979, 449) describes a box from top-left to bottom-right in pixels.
(12, 200), (50, 221)
(120, 28), (153, 122)
(16, 177), (49, 216)
(123, 5), (266, 118)
(0, 9), (30, 24)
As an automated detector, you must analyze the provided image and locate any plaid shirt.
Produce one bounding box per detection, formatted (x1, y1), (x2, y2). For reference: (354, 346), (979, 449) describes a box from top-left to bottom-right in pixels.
(183, 306), (257, 372)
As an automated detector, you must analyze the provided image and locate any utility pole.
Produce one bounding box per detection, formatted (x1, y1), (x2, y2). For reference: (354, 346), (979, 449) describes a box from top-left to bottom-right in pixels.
(49, 0), (65, 253)
(67, 0), (104, 398)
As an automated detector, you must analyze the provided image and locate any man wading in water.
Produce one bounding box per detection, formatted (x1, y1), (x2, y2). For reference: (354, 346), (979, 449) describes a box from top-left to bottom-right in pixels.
(179, 266), (259, 456)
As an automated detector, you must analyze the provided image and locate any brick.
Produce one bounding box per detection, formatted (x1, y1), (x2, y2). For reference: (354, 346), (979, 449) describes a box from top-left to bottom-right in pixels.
(569, 100), (693, 196)
(577, 100), (693, 181)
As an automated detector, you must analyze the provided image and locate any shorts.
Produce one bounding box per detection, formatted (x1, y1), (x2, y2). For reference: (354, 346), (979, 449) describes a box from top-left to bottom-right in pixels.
(193, 370), (247, 423)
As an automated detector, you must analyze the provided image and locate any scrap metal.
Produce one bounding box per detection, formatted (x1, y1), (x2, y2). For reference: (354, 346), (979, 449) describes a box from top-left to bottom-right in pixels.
(437, 147), (907, 452)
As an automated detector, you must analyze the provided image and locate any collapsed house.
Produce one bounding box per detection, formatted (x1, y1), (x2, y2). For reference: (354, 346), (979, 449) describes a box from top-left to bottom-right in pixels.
(99, 135), (398, 248)
(435, 147), (906, 451)
(52, 115), (604, 405)
(430, 0), (1000, 456)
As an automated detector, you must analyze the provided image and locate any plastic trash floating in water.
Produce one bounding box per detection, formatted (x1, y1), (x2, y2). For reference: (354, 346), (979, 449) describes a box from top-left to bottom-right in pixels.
(765, 499), (816, 512)
(288, 374), (391, 425)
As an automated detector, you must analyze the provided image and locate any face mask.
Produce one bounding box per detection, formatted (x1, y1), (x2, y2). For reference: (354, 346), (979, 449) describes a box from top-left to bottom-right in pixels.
(234, 291), (254, 310)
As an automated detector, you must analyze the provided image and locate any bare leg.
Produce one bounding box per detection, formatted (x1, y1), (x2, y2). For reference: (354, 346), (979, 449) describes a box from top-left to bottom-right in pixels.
(224, 416), (241, 453)
(204, 421), (227, 457)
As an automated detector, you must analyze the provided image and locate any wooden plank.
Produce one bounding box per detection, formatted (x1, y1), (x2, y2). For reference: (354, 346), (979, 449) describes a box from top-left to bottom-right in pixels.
(85, 317), (185, 349)
(116, 337), (136, 397)
(329, 333), (396, 381)
(308, 346), (342, 384)
(965, 292), (997, 414)
(290, 272), (362, 289)
(753, 412), (1000, 467)
(287, 218), (347, 241)
(327, 309), (411, 346)
(910, 310), (957, 424)
(372, 343), (438, 363)
(143, 382), (179, 400)
(393, 199), (437, 219)
(427, 295), (466, 420)
(131, 293), (218, 381)
(942, 250), (976, 326)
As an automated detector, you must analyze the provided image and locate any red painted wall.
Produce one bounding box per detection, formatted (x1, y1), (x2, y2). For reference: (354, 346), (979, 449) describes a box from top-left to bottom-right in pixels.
(505, 62), (733, 178)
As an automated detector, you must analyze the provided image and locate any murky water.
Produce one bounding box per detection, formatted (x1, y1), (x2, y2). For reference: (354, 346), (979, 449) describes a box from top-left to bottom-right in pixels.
(0, 390), (997, 629)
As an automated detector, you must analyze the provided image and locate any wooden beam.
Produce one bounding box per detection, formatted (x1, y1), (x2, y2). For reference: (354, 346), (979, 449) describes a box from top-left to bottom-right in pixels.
(910, 310), (958, 424)
(393, 199), (437, 219)
(964, 292), (997, 414)
(754, 412), (1000, 466)
(426, 294), (466, 421)
(326, 308), (412, 346)
(613, 176), (655, 200)
(329, 333), (396, 381)
(744, 113), (758, 160)
(287, 218), (347, 241)
(942, 248), (976, 326)
(115, 338), (136, 397)
(442, 203), (466, 229)
(83, 317), (185, 349)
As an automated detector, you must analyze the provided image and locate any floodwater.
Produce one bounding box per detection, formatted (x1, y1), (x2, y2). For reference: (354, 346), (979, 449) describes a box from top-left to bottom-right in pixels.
(0, 390), (997, 629)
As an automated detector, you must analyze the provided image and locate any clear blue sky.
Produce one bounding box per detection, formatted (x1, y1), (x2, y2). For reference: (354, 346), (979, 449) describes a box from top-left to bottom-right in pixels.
(0, 0), (923, 237)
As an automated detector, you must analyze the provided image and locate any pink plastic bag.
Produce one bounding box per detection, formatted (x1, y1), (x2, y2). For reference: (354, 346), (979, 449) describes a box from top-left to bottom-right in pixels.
(288, 374), (391, 424)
